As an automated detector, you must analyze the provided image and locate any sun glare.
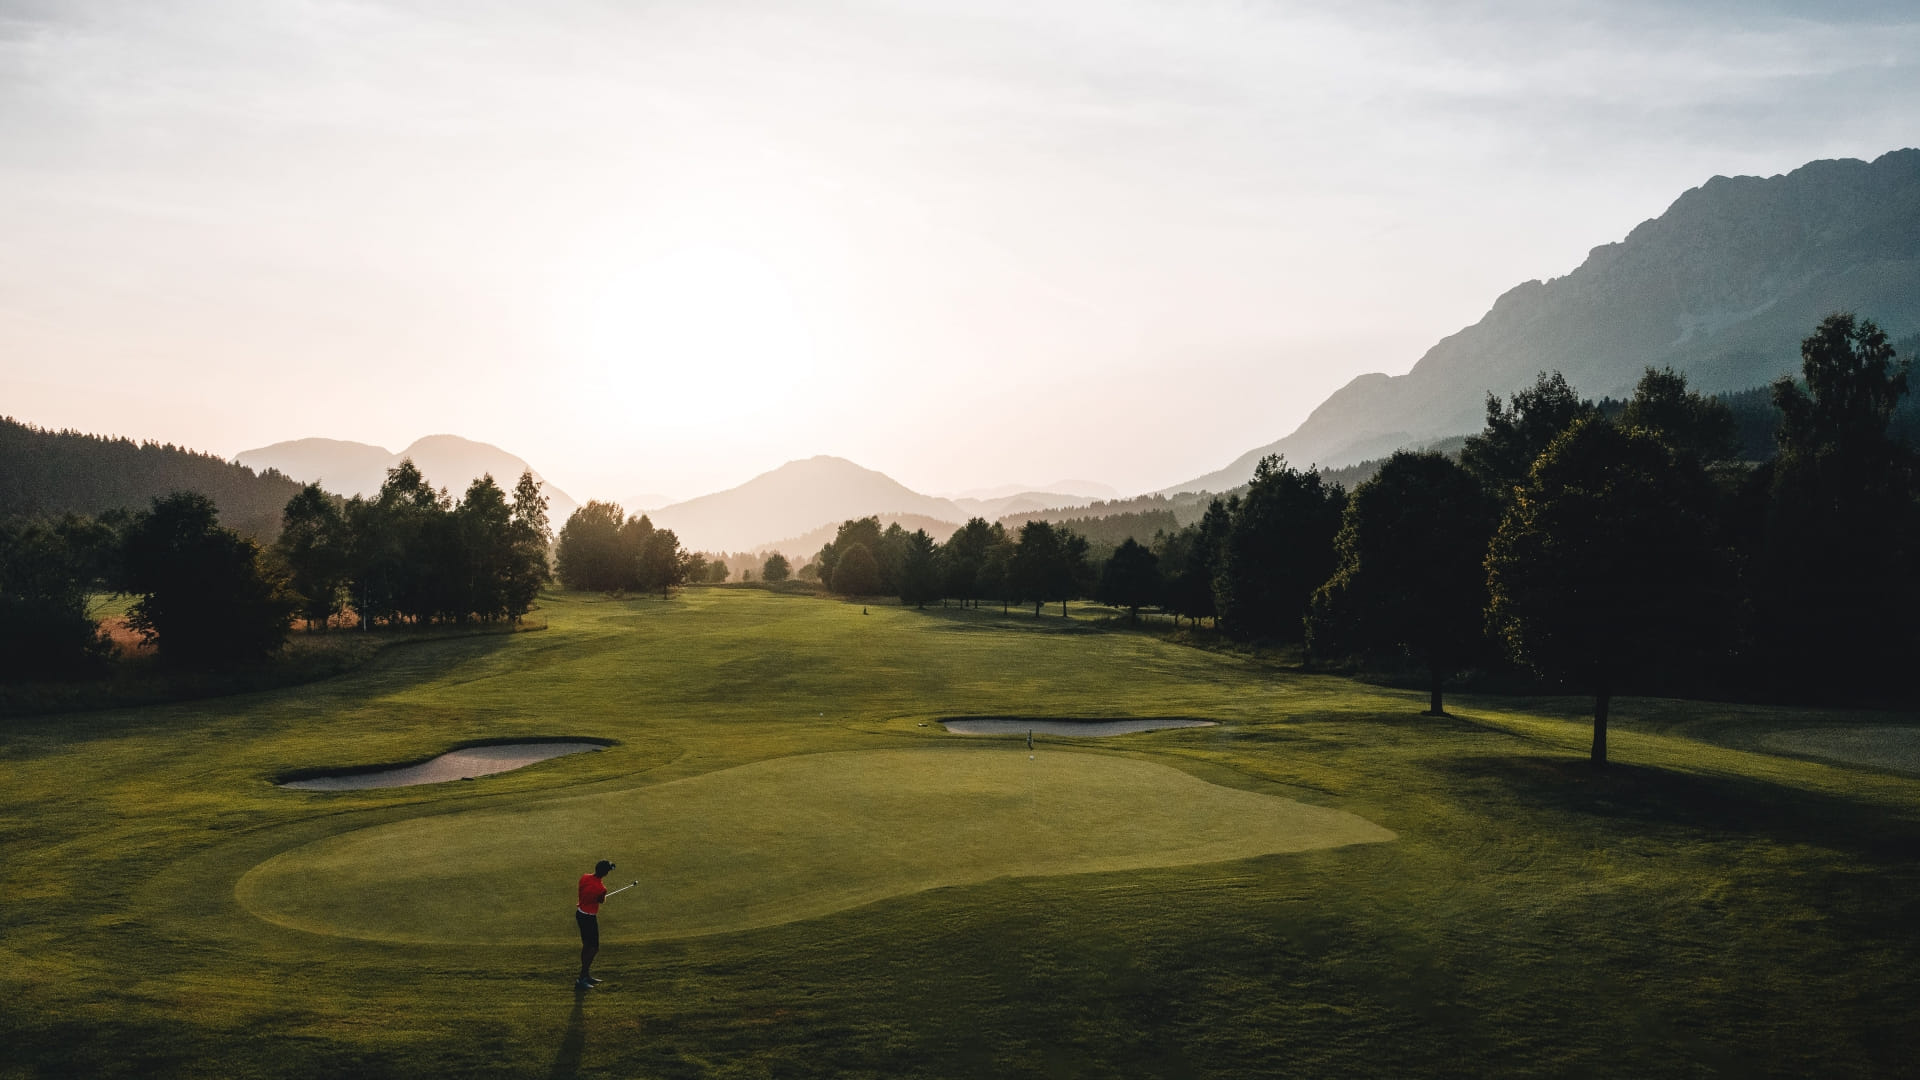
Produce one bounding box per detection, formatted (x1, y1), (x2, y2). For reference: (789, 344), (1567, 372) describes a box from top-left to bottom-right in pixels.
(580, 244), (816, 401)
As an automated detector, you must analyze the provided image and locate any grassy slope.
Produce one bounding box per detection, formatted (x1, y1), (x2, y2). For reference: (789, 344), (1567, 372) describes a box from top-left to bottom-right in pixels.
(1, 589), (1917, 1078)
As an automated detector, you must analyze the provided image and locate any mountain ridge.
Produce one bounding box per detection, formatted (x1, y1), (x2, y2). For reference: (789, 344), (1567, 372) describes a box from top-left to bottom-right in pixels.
(1164, 148), (1920, 493)
(237, 435), (579, 525)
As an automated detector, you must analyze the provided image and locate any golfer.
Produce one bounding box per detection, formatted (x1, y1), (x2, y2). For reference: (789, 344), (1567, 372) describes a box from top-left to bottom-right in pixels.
(575, 859), (615, 990)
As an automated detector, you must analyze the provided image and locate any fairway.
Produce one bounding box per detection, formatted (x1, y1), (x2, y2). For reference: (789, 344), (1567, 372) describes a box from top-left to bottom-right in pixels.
(240, 747), (1393, 943)
(4, 587), (1918, 1078)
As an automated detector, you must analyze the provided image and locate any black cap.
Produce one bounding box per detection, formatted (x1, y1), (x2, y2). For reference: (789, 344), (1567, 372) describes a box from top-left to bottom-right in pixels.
(594, 859), (615, 874)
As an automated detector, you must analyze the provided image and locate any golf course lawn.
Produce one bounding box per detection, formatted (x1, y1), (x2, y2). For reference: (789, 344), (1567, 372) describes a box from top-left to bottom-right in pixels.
(239, 748), (1393, 944)
(2, 588), (1918, 1078)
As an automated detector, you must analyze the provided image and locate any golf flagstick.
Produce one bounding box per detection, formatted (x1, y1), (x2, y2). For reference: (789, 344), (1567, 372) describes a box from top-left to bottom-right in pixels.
(605, 879), (640, 898)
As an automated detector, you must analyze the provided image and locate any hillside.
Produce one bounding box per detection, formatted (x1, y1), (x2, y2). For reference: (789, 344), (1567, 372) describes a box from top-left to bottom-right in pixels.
(1168, 148), (1920, 492)
(0, 417), (306, 539)
(649, 456), (973, 552)
(237, 435), (578, 525)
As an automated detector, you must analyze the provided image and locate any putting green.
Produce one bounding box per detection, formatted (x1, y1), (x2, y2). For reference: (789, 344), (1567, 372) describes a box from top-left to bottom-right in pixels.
(237, 747), (1394, 943)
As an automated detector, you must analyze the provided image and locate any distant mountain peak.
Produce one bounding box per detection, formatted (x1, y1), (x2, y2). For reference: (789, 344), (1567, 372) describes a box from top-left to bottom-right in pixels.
(236, 434), (578, 523)
(649, 455), (965, 552)
(1164, 147), (1920, 494)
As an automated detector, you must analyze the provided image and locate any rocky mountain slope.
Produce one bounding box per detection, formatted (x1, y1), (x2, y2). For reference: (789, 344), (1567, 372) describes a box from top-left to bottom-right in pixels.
(1168, 148), (1920, 492)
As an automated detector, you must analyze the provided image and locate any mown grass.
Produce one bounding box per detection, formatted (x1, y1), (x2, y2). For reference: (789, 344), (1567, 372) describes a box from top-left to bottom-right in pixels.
(1, 588), (1917, 1078)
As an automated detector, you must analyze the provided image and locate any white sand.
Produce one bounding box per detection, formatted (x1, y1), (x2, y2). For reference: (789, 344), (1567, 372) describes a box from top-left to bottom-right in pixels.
(282, 742), (603, 790)
(942, 718), (1216, 737)
(1759, 726), (1920, 775)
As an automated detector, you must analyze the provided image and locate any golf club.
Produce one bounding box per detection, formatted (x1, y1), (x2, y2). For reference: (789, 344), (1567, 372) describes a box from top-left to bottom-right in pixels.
(604, 879), (640, 897)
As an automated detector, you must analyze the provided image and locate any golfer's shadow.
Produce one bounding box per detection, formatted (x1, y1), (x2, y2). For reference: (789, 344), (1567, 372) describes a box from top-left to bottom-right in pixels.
(548, 993), (586, 1079)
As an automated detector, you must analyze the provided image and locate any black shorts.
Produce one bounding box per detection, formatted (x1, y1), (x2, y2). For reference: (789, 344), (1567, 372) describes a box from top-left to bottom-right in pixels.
(576, 910), (598, 948)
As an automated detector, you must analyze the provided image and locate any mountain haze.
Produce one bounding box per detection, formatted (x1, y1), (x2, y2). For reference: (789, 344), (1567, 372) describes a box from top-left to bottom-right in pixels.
(1168, 148), (1920, 493)
(649, 456), (969, 553)
(237, 435), (578, 524)
(952, 479), (1120, 502)
(647, 456), (1116, 552)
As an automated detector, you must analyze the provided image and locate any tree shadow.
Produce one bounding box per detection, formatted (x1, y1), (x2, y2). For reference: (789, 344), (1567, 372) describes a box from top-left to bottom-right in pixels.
(1437, 753), (1920, 862)
(0, 629), (520, 734)
(547, 992), (586, 1079)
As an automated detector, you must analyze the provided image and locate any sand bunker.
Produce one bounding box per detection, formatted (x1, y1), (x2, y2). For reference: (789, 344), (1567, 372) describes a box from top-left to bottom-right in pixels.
(942, 717), (1216, 737)
(280, 742), (606, 790)
(1759, 726), (1920, 775)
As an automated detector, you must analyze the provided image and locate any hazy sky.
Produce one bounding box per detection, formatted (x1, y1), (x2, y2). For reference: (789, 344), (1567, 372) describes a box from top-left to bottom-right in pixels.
(3, 0), (1917, 502)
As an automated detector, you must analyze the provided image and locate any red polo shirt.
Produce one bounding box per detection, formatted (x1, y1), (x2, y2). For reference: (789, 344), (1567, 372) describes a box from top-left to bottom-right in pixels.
(578, 873), (608, 915)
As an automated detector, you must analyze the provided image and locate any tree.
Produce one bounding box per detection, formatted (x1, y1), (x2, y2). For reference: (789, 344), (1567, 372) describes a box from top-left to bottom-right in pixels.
(453, 475), (514, 621)
(818, 517), (883, 594)
(341, 462), (443, 627)
(1620, 367), (1737, 464)
(118, 492), (296, 666)
(978, 525), (1015, 613)
(1009, 521), (1089, 617)
(1760, 313), (1915, 693)
(1486, 419), (1722, 764)
(1156, 498), (1228, 629)
(617, 514), (657, 592)
(1462, 371), (1598, 501)
(898, 529), (941, 608)
(874, 523), (910, 597)
(634, 527), (689, 597)
(505, 471), (553, 622)
(1215, 456), (1346, 643)
(942, 518), (996, 608)
(761, 552), (791, 583)
(1306, 451), (1496, 715)
(555, 501), (629, 592)
(1774, 313), (1909, 457)
(0, 517), (115, 678)
(706, 558), (730, 583)
(1097, 538), (1161, 624)
(833, 542), (881, 596)
(376, 460), (452, 623)
(274, 484), (350, 630)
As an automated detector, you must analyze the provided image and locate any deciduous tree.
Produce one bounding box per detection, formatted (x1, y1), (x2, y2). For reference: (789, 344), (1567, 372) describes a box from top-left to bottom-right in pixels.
(506, 471), (553, 621)
(118, 492), (296, 666)
(275, 484), (350, 630)
(1216, 457), (1345, 643)
(833, 541), (880, 596)
(1462, 371), (1598, 501)
(1487, 420), (1721, 764)
(1761, 313), (1915, 692)
(555, 501), (629, 592)
(1306, 451), (1495, 715)
(0, 517), (114, 677)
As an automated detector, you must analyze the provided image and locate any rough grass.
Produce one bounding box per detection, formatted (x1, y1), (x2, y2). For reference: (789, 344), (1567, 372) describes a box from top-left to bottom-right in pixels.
(1, 588), (1917, 1078)
(0, 617), (543, 717)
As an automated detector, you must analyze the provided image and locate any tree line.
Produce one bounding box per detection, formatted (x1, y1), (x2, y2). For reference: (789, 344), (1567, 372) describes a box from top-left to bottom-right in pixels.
(1, 415), (308, 541)
(803, 315), (1915, 762)
(1302, 314), (1915, 761)
(0, 462), (554, 677)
